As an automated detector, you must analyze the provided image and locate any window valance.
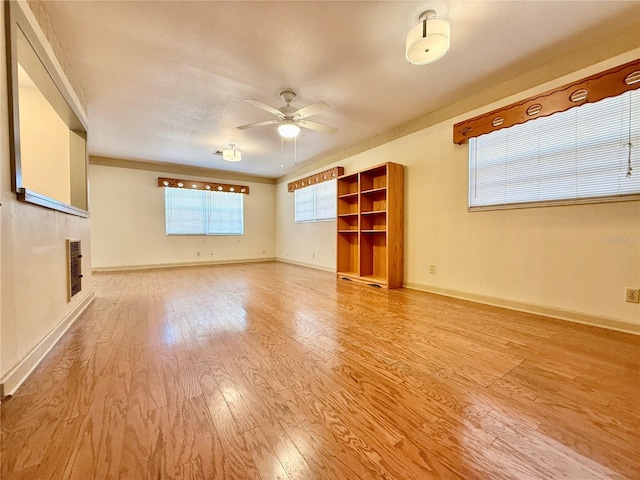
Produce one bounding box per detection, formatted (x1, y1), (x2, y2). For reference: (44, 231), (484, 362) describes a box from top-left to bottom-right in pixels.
(158, 177), (249, 194)
(453, 58), (640, 144)
(287, 167), (344, 193)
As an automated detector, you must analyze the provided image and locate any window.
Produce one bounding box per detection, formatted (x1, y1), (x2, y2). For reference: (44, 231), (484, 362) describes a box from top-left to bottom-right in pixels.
(469, 89), (640, 209)
(295, 179), (337, 222)
(165, 188), (243, 235)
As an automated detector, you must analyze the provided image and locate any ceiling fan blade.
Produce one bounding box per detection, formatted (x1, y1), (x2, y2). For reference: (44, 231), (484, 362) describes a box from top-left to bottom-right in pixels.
(236, 119), (279, 130)
(245, 99), (283, 118)
(293, 101), (329, 119)
(298, 119), (338, 135)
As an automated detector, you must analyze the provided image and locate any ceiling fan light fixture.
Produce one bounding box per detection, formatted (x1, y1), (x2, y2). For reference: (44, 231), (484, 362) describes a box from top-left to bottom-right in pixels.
(222, 144), (241, 162)
(406, 9), (450, 65)
(278, 120), (301, 138)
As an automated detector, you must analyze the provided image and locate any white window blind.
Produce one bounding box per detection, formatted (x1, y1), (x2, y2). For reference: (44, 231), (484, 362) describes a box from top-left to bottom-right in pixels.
(315, 180), (337, 220)
(469, 89), (640, 209)
(294, 179), (337, 222)
(165, 188), (243, 235)
(294, 185), (315, 223)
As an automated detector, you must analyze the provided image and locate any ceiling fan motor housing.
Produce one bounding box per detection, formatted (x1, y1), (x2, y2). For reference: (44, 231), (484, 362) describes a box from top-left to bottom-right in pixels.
(280, 90), (297, 104)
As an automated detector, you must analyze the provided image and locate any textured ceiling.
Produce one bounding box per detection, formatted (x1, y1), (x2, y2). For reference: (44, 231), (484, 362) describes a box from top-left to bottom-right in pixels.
(38, 1), (640, 178)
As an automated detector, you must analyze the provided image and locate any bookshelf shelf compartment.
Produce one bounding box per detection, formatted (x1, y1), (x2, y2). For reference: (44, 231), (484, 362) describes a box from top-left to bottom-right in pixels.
(338, 196), (359, 216)
(361, 189), (386, 213)
(338, 174), (359, 196)
(336, 162), (403, 289)
(360, 166), (388, 191)
(361, 211), (386, 231)
(337, 232), (359, 275)
(338, 214), (359, 231)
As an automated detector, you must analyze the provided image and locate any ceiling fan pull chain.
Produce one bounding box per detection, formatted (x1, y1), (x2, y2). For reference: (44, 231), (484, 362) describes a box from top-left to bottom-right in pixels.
(294, 136), (297, 164)
(280, 136), (284, 168)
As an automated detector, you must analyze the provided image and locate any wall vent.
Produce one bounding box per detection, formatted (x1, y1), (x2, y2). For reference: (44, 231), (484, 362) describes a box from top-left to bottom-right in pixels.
(67, 239), (82, 300)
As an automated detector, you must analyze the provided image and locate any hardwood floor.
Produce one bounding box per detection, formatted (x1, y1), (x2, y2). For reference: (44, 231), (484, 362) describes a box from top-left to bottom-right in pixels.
(1, 261), (638, 479)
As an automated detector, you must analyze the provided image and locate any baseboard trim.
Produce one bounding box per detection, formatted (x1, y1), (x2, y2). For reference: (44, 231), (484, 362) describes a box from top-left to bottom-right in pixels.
(404, 282), (639, 335)
(92, 257), (276, 272)
(275, 257), (335, 273)
(1, 291), (96, 397)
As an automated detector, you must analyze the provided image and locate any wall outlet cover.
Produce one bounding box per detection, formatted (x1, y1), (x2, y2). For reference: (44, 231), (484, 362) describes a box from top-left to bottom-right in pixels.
(626, 288), (639, 303)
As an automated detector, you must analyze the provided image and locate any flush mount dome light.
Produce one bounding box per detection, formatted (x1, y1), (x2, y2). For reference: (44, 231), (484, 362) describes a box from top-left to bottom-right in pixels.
(277, 120), (301, 138)
(406, 9), (450, 65)
(222, 144), (241, 162)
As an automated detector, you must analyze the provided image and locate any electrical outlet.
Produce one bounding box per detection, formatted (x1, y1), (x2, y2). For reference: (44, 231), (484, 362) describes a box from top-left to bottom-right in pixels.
(626, 288), (639, 303)
(429, 264), (436, 274)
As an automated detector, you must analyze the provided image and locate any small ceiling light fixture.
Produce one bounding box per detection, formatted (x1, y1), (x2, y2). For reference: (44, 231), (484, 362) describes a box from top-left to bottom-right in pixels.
(277, 119), (301, 138)
(222, 144), (241, 162)
(406, 9), (450, 65)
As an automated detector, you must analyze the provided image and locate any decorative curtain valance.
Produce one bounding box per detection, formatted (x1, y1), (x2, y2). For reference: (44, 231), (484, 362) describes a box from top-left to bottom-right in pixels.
(453, 58), (640, 144)
(287, 167), (344, 193)
(157, 177), (249, 194)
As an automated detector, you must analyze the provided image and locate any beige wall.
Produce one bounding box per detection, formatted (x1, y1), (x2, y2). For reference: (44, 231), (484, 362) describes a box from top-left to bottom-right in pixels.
(69, 130), (88, 210)
(89, 164), (276, 269)
(1, 2), (93, 394)
(276, 50), (640, 329)
(18, 77), (71, 204)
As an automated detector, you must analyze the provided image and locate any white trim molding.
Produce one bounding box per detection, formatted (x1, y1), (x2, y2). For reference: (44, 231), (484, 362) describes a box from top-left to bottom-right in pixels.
(1, 291), (96, 397)
(275, 257), (335, 273)
(404, 282), (640, 335)
(92, 257), (276, 273)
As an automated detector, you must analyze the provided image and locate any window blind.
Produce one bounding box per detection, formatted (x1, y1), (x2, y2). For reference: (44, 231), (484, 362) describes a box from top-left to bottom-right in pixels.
(165, 188), (206, 234)
(315, 180), (337, 221)
(469, 89), (640, 209)
(294, 179), (337, 223)
(165, 188), (243, 235)
(206, 191), (244, 235)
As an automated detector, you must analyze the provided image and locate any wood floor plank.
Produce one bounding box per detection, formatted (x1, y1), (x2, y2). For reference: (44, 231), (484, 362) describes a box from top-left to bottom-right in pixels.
(34, 419), (84, 480)
(147, 406), (176, 480)
(60, 370), (112, 479)
(191, 393), (262, 480)
(118, 342), (149, 479)
(2, 262), (638, 479)
(226, 379), (322, 480)
(0, 426), (34, 477)
(242, 426), (291, 480)
(269, 385), (370, 480)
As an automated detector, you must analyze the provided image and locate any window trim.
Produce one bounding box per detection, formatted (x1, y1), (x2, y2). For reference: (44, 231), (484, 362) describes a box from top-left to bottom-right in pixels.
(467, 193), (640, 212)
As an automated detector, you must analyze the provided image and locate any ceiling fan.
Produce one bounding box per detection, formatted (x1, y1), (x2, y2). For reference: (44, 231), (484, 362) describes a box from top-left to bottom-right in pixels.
(237, 90), (338, 138)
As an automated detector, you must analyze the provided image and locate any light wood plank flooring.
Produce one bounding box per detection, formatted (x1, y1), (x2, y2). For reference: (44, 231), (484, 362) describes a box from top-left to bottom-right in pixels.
(1, 262), (638, 479)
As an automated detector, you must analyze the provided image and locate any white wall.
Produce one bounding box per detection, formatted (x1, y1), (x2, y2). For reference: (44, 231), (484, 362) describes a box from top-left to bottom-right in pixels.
(89, 164), (276, 269)
(1, 2), (93, 394)
(276, 51), (640, 329)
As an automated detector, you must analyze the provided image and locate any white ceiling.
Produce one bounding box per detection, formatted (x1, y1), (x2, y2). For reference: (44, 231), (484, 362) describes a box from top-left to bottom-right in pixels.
(39, 0), (640, 179)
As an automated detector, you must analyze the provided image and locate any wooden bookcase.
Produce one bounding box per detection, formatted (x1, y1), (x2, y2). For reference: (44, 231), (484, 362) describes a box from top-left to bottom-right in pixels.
(336, 162), (403, 288)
